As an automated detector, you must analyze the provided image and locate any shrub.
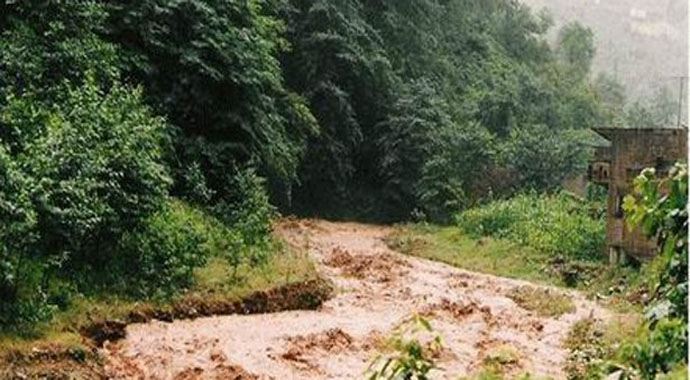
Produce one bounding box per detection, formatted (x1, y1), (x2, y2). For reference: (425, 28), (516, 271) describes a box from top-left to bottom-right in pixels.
(106, 0), (316, 185)
(0, 146), (49, 328)
(415, 122), (494, 223)
(625, 164), (688, 323)
(0, 1), (120, 100)
(499, 125), (588, 192)
(110, 201), (211, 298)
(212, 168), (276, 265)
(457, 193), (605, 261)
(620, 319), (688, 379)
(376, 80), (494, 222)
(0, 77), (172, 324)
(615, 163), (688, 378)
(6, 77), (172, 272)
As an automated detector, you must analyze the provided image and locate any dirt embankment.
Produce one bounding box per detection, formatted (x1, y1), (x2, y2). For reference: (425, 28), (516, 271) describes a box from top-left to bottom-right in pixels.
(2, 277), (333, 379)
(101, 219), (611, 379)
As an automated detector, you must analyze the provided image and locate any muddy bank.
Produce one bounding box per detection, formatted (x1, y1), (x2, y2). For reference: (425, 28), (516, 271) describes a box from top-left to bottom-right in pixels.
(2, 277), (333, 380)
(103, 219), (612, 379)
(0, 344), (106, 380)
(82, 277), (334, 346)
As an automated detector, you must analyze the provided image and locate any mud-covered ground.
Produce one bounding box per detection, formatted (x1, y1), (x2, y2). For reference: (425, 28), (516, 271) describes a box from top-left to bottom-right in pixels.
(103, 219), (611, 379)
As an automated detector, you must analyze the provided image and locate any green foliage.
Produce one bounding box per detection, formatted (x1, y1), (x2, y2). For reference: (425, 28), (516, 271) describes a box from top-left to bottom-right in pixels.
(499, 125), (588, 191)
(0, 76), (172, 326)
(458, 193), (605, 261)
(367, 315), (442, 380)
(625, 164), (688, 323)
(619, 319), (688, 379)
(386, 224), (555, 284)
(377, 81), (495, 221)
(613, 163), (688, 379)
(211, 168), (276, 265)
(111, 202), (211, 298)
(106, 0), (316, 187)
(563, 164), (688, 380)
(0, 1), (120, 100)
(416, 122), (495, 222)
(0, 146), (45, 328)
(0, 0), (175, 328)
(281, 0), (396, 214)
(557, 22), (595, 80)
(280, 0), (605, 219)
(7, 77), (171, 269)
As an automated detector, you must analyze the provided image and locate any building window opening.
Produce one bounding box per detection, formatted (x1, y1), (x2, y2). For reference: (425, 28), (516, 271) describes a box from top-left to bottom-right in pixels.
(614, 193), (624, 218)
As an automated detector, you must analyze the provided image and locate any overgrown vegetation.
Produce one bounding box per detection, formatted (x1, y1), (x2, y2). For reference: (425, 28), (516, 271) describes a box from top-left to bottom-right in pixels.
(388, 192), (610, 289)
(0, 202), (321, 374)
(386, 225), (554, 285)
(0, 0), (617, 331)
(458, 192), (605, 261)
(0, 0), (685, 378)
(564, 164), (688, 380)
(280, 0), (607, 221)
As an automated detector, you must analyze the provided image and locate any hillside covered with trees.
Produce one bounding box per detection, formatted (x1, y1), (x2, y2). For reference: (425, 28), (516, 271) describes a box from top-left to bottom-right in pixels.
(0, 1), (686, 379)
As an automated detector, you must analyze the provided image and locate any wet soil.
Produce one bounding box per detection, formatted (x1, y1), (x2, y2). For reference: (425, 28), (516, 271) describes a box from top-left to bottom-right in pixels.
(102, 219), (611, 379)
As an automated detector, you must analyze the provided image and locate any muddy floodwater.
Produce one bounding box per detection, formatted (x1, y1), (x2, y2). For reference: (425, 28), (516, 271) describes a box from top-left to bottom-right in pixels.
(104, 220), (610, 379)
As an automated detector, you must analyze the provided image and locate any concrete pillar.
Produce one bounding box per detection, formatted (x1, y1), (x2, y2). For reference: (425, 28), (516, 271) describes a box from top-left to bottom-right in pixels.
(608, 246), (627, 265)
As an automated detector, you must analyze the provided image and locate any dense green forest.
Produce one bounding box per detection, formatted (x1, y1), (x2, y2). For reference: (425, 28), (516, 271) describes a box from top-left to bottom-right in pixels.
(0, 1), (685, 378)
(0, 0), (608, 325)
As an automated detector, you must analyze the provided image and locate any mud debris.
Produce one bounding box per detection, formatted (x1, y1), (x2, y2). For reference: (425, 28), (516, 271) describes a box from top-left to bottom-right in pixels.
(286, 328), (354, 354)
(324, 246), (407, 282)
(103, 219), (612, 379)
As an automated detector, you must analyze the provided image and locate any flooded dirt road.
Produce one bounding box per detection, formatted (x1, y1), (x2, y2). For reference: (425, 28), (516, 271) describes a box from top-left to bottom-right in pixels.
(104, 219), (610, 379)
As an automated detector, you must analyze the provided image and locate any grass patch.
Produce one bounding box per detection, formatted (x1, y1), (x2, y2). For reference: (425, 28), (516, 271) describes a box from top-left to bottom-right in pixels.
(387, 224), (647, 314)
(507, 286), (575, 317)
(482, 344), (521, 373)
(563, 315), (642, 379)
(386, 224), (556, 285)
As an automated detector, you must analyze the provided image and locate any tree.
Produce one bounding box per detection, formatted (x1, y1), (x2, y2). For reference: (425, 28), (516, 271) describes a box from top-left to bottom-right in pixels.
(594, 73), (626, 125)
(557, 22), (595, 80)
(280, 0), (397, 215)
(499, 124), (588, 191)
(106, 0), (316, 196)
(0, 1), (120, 101)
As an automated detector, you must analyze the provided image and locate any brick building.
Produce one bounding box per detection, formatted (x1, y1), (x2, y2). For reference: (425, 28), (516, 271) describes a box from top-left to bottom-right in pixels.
(588, 127), (687, 263)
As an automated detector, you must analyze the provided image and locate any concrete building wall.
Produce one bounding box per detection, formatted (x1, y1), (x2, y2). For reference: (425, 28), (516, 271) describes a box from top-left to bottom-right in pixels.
(590, 128), (687, 261)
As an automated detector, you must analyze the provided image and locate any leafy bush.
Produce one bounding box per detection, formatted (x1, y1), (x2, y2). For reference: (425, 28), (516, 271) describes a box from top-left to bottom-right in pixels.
(212, 168), (276, 265)
(377, 81), (495, 222)
(457, 193), (605, 261)
(415, 121), (494, 223)
(0, 1), (120, 100)
(0, 77), (172, 325)
(615, 163), (688, 378)
(111, 202), (211, 298)
(499, 125), (588, 191)
(106, 0), (316, 185)
(0, 146), (47, 328)
(10, 77), (171, 271)
(367, 315), (442, 380)
(620, 319), (687, 379)
(625, 164), (688, 324)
